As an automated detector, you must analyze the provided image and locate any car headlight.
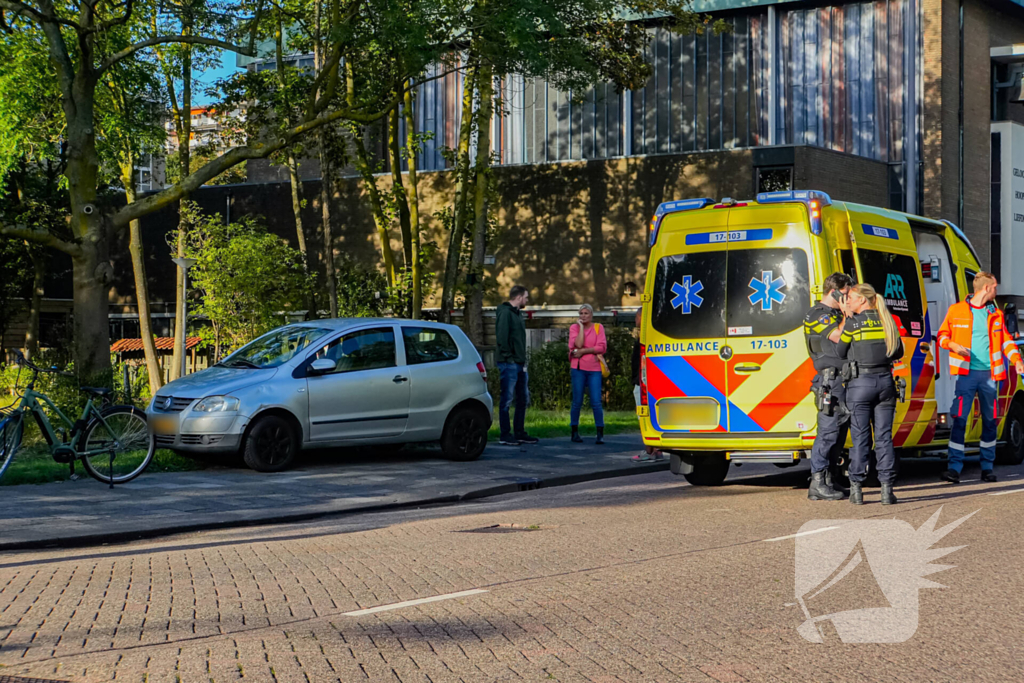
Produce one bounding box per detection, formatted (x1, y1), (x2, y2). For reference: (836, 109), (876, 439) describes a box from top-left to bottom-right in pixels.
(193, 396), (240, 413)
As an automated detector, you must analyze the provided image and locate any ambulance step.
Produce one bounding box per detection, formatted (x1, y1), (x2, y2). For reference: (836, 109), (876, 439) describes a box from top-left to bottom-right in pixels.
(726, 451), (804, 464)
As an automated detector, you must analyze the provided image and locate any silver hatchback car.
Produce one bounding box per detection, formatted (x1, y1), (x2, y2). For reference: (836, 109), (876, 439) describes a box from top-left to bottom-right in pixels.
(147, 319), (493, 471)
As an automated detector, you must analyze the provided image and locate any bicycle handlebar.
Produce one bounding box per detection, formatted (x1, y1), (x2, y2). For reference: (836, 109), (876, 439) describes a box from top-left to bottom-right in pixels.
(14, 350), (75, 378)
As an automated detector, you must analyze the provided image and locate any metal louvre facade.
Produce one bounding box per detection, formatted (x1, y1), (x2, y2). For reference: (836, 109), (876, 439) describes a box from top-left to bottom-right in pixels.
(408, 0), (920, 171)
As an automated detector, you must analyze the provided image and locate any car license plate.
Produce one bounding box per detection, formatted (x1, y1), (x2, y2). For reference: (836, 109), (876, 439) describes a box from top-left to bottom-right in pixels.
(150, 415), (177, 434)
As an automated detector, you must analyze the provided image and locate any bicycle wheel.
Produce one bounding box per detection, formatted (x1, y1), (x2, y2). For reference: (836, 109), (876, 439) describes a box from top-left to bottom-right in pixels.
(79, 405), (155, 484)
(0, 413), (24, 483)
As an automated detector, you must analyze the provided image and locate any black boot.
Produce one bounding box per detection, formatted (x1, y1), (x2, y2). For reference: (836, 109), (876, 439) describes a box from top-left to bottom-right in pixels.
(595, 427), (604, 445)
(825, 467), (849, 496)
(571, 426), (583, 443)
(849, 482), (863, 505)
(880, 482), (898, 505)
(808, 471), (844, 501)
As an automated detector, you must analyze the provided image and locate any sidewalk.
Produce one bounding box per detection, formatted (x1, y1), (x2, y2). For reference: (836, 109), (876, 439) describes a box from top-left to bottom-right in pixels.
(0, 435), (667, 550)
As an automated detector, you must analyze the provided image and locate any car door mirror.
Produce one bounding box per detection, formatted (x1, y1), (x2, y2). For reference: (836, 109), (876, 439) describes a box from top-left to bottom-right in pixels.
(1005, 303), (1019, 338)
(309, 358), (337, 375)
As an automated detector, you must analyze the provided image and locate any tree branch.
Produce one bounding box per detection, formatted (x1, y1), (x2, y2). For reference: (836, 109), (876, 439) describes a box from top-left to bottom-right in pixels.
(112, 98), (402, 229)
(0, 223), (81, 257)
(98, 34), (255, 73)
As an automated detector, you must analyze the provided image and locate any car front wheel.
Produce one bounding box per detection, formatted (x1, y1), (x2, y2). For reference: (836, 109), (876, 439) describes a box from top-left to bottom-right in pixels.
(441, 404), (488, 461)
(243, 414), (298, 472)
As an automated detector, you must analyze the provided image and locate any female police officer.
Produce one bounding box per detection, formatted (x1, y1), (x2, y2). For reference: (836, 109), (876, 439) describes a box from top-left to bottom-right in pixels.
(835, 283), (905, 506)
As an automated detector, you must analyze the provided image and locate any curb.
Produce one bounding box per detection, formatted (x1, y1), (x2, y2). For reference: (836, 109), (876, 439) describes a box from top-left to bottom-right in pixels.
(0, 462), (670, 552)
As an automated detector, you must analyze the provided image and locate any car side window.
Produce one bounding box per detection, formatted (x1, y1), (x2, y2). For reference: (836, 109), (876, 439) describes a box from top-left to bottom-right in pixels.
(314, 328), (396, 374)
(402, 327), (460, 365)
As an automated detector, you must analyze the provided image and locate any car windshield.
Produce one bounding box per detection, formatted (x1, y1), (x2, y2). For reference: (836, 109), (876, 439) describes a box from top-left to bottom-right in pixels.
(221, 325), (334, 369)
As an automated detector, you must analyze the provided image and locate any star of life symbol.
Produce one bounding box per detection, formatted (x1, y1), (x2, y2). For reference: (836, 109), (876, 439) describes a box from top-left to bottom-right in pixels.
(748, 270), (787, 311)
(670, 275), (703, 314)
(793, 507), (976, 643)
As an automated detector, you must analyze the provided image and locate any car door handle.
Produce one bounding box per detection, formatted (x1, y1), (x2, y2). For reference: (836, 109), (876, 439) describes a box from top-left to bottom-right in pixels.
(393, 375), (409, 383)
(734, 364), (761, 373)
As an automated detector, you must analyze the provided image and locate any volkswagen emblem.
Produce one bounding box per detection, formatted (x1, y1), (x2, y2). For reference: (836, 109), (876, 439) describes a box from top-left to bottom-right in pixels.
(161, 396), (174, 411)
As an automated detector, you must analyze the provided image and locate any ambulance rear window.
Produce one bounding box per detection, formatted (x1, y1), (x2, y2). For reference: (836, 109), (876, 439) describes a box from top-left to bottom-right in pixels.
(651, 252), (727, 340)
(727, 249), (811, 337)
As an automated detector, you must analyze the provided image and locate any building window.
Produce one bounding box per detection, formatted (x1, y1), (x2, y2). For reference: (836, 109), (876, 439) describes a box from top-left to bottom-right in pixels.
(757, 166), (793, 193)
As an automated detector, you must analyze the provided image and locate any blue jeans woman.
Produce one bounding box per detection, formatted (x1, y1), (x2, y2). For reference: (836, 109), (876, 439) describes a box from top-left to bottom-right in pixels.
(569, 304), (607, 444)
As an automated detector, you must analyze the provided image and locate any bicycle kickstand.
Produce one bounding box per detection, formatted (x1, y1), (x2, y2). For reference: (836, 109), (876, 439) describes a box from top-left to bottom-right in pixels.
(108, 449), (115, 489)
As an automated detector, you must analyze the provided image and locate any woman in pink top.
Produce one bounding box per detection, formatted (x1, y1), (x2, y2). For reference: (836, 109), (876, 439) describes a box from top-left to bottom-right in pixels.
(569, 304), (608, 444)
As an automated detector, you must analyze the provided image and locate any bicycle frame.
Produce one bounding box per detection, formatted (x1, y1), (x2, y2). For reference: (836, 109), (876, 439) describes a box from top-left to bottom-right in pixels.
(11, 387), (117, 458)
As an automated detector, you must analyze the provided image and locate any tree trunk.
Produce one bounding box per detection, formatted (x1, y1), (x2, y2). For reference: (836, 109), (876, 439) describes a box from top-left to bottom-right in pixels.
(122, 169), (164, 392)
(319, 150), (339, 317)
(403, 82), (423, 319)
(466, 62), (494, 346)
(24, 249), (44, 361)
(440, 61), (478, 323)
(171, 42), (193, 381)
(388, 107), (413, 271)
(346, 63), (397, 289)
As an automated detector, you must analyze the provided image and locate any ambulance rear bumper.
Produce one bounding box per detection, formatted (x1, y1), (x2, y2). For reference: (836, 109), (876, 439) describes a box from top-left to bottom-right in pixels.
(643, 430), (815, 454)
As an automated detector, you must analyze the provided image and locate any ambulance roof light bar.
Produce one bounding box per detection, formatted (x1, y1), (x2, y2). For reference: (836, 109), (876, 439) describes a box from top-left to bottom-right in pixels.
(649, 198), (714, 247)
(754, 190), (832, 235)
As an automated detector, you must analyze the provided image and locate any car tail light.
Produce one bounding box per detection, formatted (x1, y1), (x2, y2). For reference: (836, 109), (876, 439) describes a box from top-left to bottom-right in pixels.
(476, 362), (487, 380)
(640, 345), (648, 406)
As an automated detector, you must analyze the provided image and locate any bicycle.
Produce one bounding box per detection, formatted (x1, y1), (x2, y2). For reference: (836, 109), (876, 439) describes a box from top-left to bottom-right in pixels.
(0, 351), (155, 485)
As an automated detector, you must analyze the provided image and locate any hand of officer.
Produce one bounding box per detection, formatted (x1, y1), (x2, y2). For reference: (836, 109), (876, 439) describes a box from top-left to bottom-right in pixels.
(949, 342), (969, 356)
(1016, 360), (1024, 376)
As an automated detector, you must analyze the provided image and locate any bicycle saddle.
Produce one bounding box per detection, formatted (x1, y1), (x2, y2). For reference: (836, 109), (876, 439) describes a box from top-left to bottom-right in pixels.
(80, 386), (112, 397)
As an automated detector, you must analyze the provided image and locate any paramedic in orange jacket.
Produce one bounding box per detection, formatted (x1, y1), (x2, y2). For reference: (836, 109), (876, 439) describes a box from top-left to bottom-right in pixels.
(936, 271), (1024, 484)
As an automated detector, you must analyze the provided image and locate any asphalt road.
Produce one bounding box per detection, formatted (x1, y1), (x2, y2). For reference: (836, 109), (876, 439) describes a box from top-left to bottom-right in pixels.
(1, 456), (1022, 682)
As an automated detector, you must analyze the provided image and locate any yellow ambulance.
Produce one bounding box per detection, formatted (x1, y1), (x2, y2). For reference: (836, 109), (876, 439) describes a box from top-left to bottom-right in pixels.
(638, 190), (1024, 486)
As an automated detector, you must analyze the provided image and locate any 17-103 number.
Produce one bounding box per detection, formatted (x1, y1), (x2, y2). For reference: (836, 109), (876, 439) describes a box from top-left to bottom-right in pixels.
(750, 339), (787, 350)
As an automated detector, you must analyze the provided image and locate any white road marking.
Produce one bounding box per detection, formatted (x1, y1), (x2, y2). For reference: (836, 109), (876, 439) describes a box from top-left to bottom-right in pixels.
(342, 589), (489, 616)
(762, 526), (839, 543)
(989, 487), (1024, 496)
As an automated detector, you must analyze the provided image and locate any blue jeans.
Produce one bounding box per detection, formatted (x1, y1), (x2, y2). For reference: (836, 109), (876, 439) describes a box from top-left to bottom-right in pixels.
(948, 369), (999, 473)
(497, 362), (528, 439)
(570, 368), (604, 428)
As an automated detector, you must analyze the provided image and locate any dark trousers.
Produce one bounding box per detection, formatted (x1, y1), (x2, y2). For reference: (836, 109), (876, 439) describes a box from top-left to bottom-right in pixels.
(948, 370), (999, 473)
(847, 374), (898, 484)
(497, 362), (528, 439)
(810, 374), (848, 474)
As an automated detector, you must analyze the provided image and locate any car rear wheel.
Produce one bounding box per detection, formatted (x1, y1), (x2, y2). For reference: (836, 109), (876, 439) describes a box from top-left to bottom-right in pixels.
(681, 453), (729, 486)
(243, 415), (298, 472)
(998, 401), (1024, 466)
(441, 404), (488, 461)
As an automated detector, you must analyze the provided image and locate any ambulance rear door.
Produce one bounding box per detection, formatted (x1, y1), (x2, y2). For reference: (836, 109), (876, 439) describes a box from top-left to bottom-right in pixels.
(721, 207), (818, 435)
(846, 207), (933, 446)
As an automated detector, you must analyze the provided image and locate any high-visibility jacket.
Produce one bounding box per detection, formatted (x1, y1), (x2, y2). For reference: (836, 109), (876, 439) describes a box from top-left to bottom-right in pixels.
(936, 299), (1022, 381)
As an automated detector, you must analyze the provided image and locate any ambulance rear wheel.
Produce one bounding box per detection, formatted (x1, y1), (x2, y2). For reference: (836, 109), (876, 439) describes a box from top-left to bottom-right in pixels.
(997, 402), (1024, 466)
(682, 454), (730, 487)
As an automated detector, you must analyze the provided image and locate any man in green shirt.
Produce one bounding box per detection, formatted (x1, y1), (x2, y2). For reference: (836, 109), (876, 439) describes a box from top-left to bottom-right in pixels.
(495, 285), (538, 445)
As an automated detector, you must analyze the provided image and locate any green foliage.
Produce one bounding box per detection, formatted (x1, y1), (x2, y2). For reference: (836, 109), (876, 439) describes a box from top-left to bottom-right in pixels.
(179, 202), (311, 355)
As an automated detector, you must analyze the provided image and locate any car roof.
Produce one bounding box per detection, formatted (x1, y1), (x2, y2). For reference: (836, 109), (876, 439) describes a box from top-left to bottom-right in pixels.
(288, 318), (459, 332)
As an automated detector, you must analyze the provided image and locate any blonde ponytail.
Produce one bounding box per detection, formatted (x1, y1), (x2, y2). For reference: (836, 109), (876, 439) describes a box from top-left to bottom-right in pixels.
(853, 283), (900, 357)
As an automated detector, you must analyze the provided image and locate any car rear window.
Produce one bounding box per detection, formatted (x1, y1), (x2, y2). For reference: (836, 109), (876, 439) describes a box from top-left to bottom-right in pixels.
(651, 252), (727, 340)
(726, 249), (810, 337)
(402, 327), (460, 364)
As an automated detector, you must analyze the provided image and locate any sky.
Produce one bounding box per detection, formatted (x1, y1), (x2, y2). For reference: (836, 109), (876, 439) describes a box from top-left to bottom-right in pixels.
(193, 51), (245, 106)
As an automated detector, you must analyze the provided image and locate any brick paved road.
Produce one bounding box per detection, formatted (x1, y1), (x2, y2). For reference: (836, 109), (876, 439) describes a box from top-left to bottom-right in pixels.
(1, 457), (1022, 682)
(0, 436), (664, 549)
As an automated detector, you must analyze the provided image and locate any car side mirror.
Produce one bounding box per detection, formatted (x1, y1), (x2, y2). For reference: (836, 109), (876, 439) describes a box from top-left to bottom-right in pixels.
(309, 358), (337, 375)
(1005, 303), (1019, 338)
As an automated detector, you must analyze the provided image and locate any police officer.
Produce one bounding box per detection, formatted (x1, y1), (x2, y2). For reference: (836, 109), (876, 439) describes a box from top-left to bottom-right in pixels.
(835, 283), (905, 505)
(804, 272), (854, 501)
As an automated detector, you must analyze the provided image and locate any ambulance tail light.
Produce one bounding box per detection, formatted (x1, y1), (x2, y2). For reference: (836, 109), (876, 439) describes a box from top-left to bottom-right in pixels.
(754, 190), (832, 236)
(640, 344), (649, 406)
(649, 198), (714, 247)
